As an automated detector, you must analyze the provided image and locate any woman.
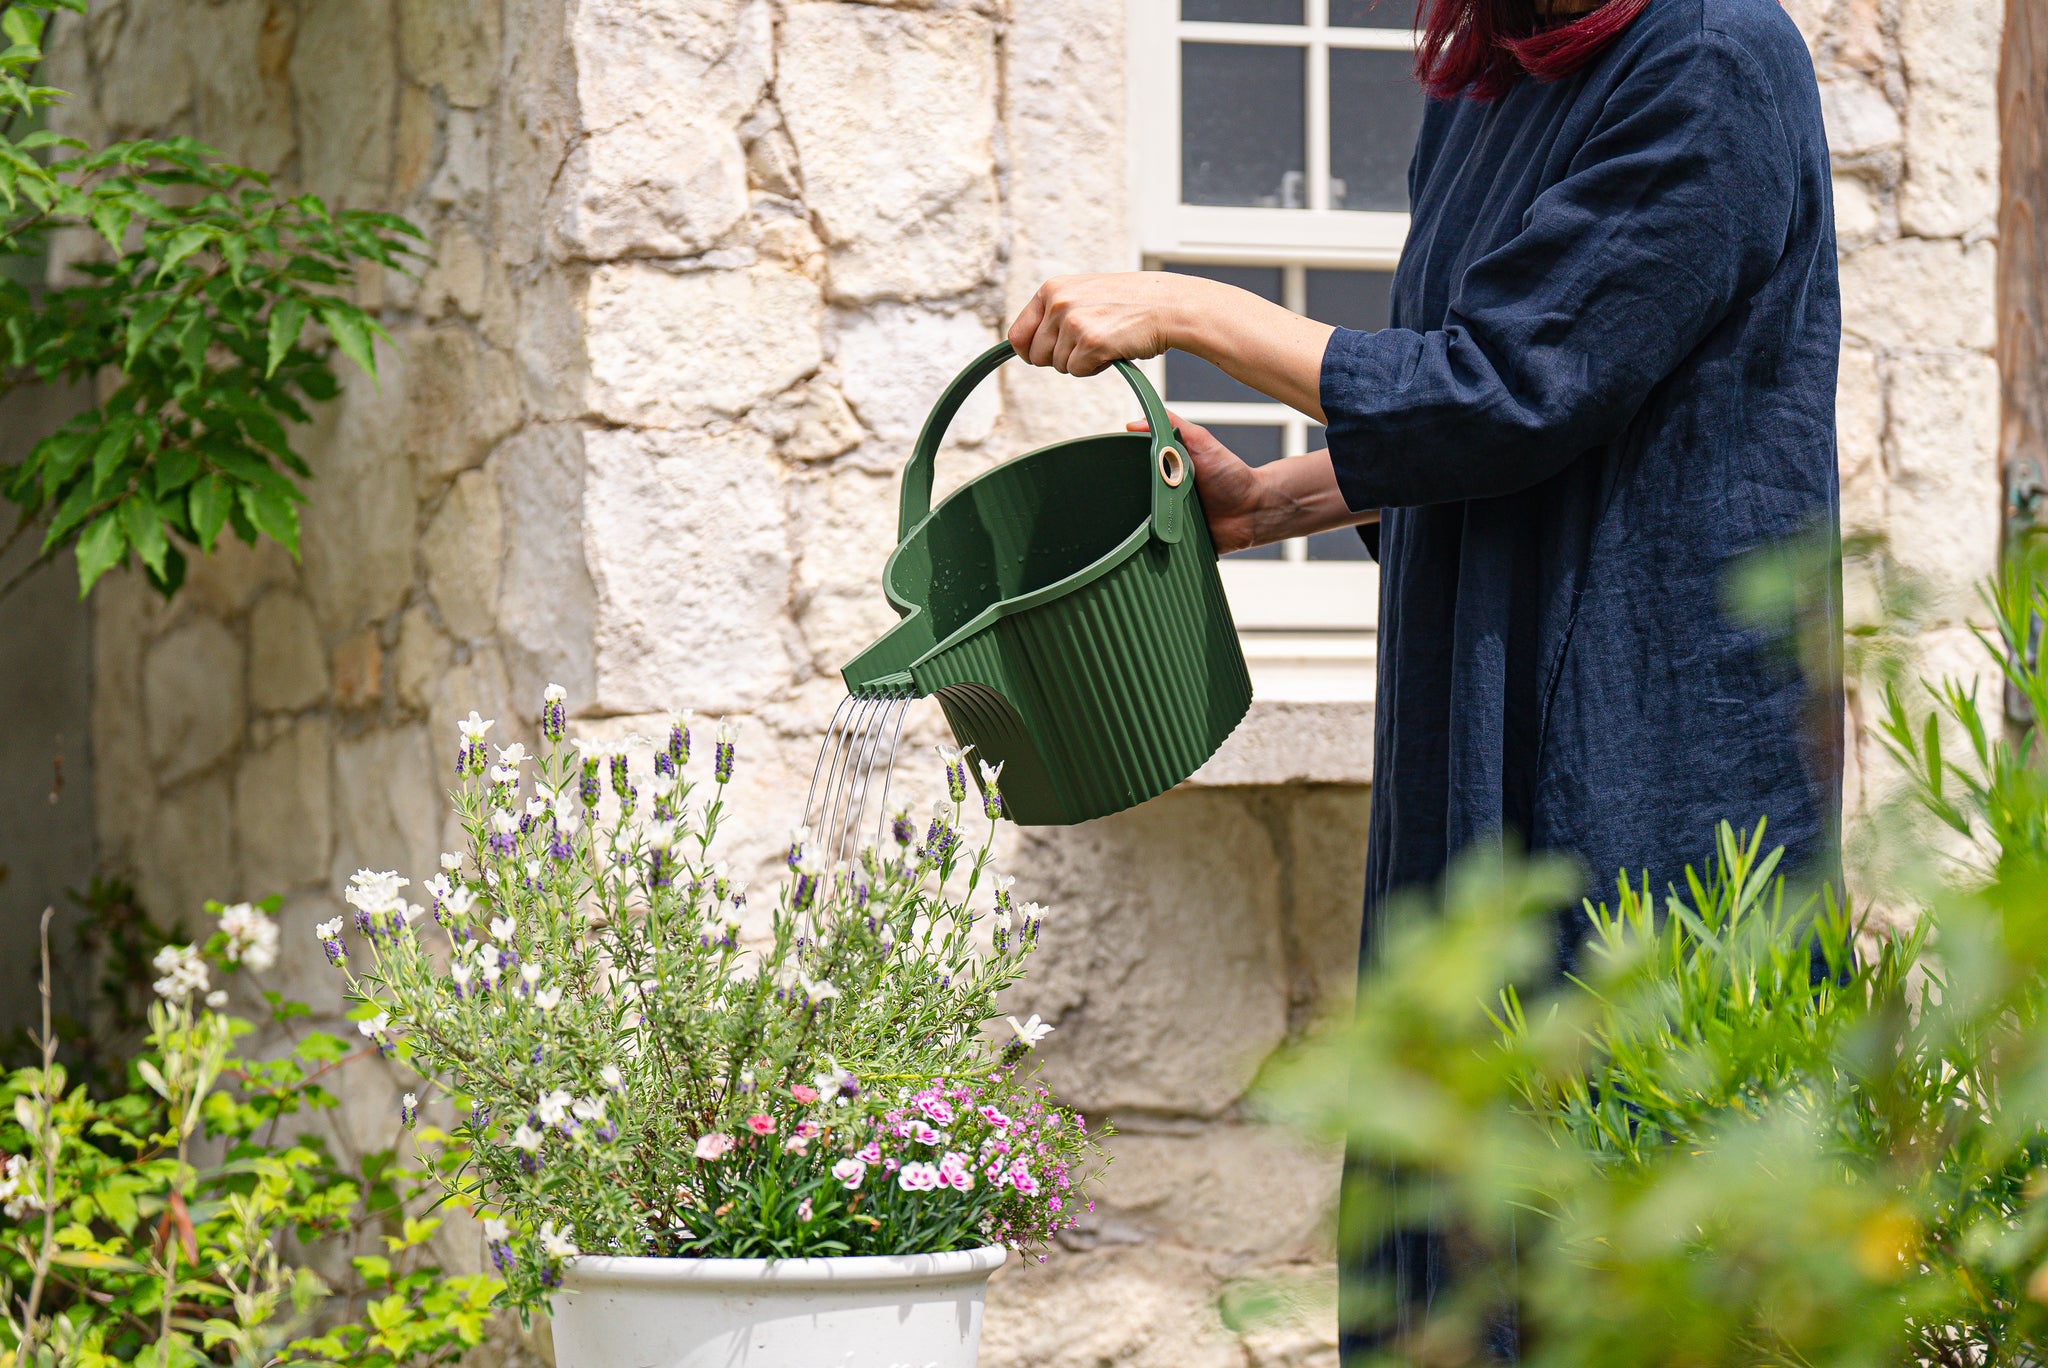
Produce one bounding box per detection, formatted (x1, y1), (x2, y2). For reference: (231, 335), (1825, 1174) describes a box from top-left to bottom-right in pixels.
(1009, 0), (1839, 1352)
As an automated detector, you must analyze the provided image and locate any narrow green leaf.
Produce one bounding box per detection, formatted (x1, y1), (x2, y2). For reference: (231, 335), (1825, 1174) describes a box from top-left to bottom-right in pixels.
(188, 475), (231, 552)
(265, 296), (309, 378)
(124, 294), (175, 365)
(239, 480), (300, 556)
(74, 512), (127, 597)
(316, 299), (379, 384)
(90, 420), (133, 496)
(120, 496), (169, 578)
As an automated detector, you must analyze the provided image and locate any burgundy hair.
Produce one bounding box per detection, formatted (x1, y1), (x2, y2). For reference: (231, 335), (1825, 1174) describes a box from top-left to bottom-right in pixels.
(1413, 0), (1653, 100)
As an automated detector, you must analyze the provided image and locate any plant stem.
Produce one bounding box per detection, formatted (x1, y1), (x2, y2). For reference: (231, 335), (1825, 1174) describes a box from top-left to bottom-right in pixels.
(17, 907), (62, 1357)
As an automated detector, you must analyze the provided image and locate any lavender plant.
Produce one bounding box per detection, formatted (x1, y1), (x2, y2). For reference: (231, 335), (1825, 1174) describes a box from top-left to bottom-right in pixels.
(330, 688), (1105, 1305)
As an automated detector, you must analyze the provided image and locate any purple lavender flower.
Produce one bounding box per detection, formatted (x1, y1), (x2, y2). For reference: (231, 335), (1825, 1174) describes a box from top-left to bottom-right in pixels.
(542, 684), (568, 742)
(668, 713), (692, 767)
(713, 721), (738, 783)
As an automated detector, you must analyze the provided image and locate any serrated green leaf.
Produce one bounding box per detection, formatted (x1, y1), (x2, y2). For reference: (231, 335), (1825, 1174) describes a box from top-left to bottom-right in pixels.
(152, 443), (201, 500)
(75, 512), (127, 597)
(119, 495), (168, 577)
(316, 299), (378, 383)
(238, 479), (299, 556)
(90, 420), (133, 495)
(154, 225), (213, 278)
(90, 196), (133, 252)
(265, 296), (308, 379)
(125, 294), (175, 365)
(1, 8), (43, 48)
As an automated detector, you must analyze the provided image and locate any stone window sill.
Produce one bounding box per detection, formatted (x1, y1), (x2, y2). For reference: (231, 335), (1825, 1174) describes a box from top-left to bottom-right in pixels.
(1183, 697), (1375, 787)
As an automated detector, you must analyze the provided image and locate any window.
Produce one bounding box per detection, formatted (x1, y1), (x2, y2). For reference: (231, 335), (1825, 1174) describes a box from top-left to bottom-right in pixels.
(1127, 0), (1422, 701)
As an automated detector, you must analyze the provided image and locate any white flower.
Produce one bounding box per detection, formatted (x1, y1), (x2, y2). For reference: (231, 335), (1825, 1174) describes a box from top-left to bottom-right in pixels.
(1018, 900), (1047, 924)
(1, 1154), (40, 1220)
(496, 743), (530, 767)
(490, 809), (520, 836)
(536, 1089), (574, 1127)
(205, 990), (229, 1009)
(1006, 1013), (1055, 1047)
(357, 1012), (391, 1038)
(459, 711), (494, 742)
(216, 902), (280, 971)
(601, 1064), (624, 1090)
(489, 916), (516, 942)
(489, 764), (519, 785)
(978, 758), (1004, 786)
(716, 719), (740, 744)
(571, 1096), (607, 1124)
(483, 1216), (511, 1243)
(444, 886), (478, 919)
(450, 961), (475, 988)
(936, 742), (975, 767)
(525, 797), (549, 819)
(151, 945), (208, 1003)
(424, 873), (454, 903)
(832, 1157), (867, 1190)
(314, 918), (344, 941)
(544, 683), (567, 704)
(520, 962), (542, 988)
(511, 1124), (544, 1153)
(798, 972), (841, 1004)
(440, 851), (464, 871)
(345, 870), (409, 917)
(535, 985), (563, 1012)
(539, 1222), (578, 1259)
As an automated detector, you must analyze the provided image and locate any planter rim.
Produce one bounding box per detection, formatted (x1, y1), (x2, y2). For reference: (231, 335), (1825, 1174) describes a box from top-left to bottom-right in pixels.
(559, 1243), (1009, 1291)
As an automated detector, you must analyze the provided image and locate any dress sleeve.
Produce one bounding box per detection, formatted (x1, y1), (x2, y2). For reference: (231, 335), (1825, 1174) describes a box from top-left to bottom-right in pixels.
(1321, 30), (1798, 510)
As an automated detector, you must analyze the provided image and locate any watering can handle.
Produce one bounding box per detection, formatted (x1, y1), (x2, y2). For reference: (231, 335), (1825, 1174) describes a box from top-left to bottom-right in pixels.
(898, 341), (1191, 546)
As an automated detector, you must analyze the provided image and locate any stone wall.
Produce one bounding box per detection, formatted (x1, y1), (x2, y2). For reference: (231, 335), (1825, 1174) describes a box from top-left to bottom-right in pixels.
(36, 0), (2008, 1362)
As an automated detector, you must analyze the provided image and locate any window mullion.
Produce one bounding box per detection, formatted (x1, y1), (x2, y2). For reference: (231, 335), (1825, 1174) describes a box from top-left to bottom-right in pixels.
(1306, 38), (1330, 214)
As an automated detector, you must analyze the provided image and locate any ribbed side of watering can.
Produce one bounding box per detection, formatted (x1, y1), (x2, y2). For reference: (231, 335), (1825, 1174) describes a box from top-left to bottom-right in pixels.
(841, 342), (1252, 827)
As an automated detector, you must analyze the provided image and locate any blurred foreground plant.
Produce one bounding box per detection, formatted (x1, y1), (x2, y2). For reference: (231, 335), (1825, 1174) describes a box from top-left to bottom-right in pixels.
(1261, 550), (2048, 1368)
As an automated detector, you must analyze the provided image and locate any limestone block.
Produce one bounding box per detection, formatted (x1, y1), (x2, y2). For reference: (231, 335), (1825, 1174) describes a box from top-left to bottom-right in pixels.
(1885, 351), (1999, 622)
(752, 382), (863, 461)
(400, 0), (501, 108)
(1236, 1266), (1342, 1368)
(405, 327), (524, 493)
(39, 11), (107, 149)
(1838, 0), (1886, 73)
(1896, 0), (2001, 236)
(395, 84), (437, 199)
(1281, 787), (1371, 1026)
(290, 0), (396, 207)
(235, 715), (334, 894)
(421, 226), (488, 322)
(422, 469), (505, 640)
(144, 615), (246, 785)
(180, 535), (296, 618)
(91, 574), (155, 869)
(331, 723), (440, 889)
(1095, 1125), (1339, 1260)
(430, 645), (523, 779)
(569, 0), (764, 131)
(1818, 76), (1901, 158)
(136, 773), (235, 931)
(979, 1245), (1247, 1368)
(392, 607), (456, 713)
(188, 0), (297, 174)
(1187, 700), (1374, 786)
(249, 590), (328, 712)
(555, 117), (750, 262)
(1013, 789), (1289, 1116)
(778, 5), (999, 302)
(516, 268), (588, 421)
(94, 0), (191, 134)
(583, 427), (796, 715)
(1776, 0), (1828, 50)
(1836, 344), (1886, 537)
(746, 122), (803, 200)
(1839, 238), (1996, 351)
(300, 346), (417, 635)
(1832, 174), (1881, 245)
(585, 263), (823, 427)
(494, 0), (579, 269)
(331, 629), (384, 710)
(836, 304), (1001, 447)
(787, 465), (900, 667)
(429, 109), (492, 216)
(493, 425), (597, 707)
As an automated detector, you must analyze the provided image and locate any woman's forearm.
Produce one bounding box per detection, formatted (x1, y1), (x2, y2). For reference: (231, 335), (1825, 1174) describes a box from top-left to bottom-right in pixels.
(1168, 276), (1335, 422)
(1249, 450), (1379, 544)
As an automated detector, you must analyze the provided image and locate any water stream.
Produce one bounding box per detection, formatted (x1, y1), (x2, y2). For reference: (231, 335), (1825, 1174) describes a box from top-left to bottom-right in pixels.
(800, 694), (914, 869)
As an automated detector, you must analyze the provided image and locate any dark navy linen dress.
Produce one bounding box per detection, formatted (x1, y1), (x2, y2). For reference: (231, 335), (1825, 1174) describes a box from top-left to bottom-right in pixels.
(1318, 0), (1840, 1352)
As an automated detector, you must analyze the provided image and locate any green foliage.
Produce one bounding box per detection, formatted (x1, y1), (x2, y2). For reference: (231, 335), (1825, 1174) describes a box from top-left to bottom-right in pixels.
(1260, 556), (2048, 1368)
(1, 907), (501, 1367)
(0, 0), (422, 600)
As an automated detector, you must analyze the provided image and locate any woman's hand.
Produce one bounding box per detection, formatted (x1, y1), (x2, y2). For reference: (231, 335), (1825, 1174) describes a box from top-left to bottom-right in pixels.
(1009, 271), (1334, 419)
(1007, 273), (1190, 377)
(1138, 410), (1383, 552)
(1131, 413), (1267, 555)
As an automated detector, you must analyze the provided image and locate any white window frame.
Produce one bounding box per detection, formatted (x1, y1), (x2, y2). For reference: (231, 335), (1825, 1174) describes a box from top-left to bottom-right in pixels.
(1127, 0), (1416, 702)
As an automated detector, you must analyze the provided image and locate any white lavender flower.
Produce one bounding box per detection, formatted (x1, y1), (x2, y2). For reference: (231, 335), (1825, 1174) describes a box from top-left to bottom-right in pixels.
(977, 757), (1006, 821)
(542, 683), (568, 742)
(401, 1093), (418, 1127)
(539, 1221), (578, 1259)
(936, 742), (975, 804)
(1006, 1013), (1054, 1047)
(713, 719), (739, 783)
(536, 1089), (574, 1128)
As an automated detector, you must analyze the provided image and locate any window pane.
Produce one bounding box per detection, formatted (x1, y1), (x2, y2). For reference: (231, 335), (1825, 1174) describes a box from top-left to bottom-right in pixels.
(1306, 269), (1393, 331)
(1329, 48), (1423, 211)
(1329, 0), (1414, 27)
(1183, 0), (1303, 21)
(1181, 43), (1306, 208)
(1208, 425), (1287, 559)
(1164, 265), (1282, 403)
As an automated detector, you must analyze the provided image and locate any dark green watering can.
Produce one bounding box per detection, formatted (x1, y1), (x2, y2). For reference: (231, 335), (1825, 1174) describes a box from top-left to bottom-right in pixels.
(840, 341), (1253, 826)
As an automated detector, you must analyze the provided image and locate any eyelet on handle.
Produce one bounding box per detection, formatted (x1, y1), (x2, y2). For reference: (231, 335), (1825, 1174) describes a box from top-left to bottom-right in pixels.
(1159, 446), (1186, 488)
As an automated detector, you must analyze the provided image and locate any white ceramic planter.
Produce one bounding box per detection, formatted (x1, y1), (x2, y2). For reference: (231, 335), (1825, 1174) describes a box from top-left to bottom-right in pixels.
(549, 1244), (1009, 1368)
